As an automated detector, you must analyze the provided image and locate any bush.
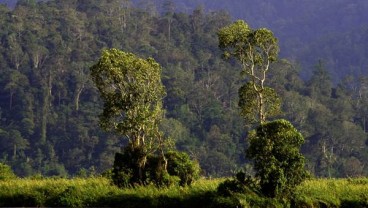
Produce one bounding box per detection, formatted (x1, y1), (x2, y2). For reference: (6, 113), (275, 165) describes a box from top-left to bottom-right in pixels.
(56, 186), (84, 207)
(0, 163), (16, 180)
(145, 154), (180, 187)
(112, 146), (140, 187)
(101, 168), (113, 179)
(246, 119), (308, 198)
(112, 148), (200, 188)
(165, 151), (200, 186)
(217, 170), (258, 197)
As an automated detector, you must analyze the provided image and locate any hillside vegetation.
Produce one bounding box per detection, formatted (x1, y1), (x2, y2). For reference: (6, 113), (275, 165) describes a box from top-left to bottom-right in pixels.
(133, 0), (368, 80)
(0, 0), (367, 179)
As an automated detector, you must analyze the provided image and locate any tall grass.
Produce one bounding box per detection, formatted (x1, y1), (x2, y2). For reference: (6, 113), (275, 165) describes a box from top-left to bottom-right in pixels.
(0, 177), (118, 207)
(294, 178), (368, 207)
(0, 177), (226, 207)
(0, 177), (367, 207)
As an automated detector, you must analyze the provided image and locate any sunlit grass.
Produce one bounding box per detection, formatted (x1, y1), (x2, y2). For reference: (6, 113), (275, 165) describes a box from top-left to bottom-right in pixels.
(0, 177), (367, 207)
(295, 178), (368, 207)
(0, 177), (119, 207)
(0, 177), (224, 207)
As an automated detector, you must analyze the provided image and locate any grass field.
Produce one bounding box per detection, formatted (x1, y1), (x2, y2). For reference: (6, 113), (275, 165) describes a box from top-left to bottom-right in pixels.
(0, 177), (367, 207)
(0, 177), (227, 207)
(294, 178), (368, 208)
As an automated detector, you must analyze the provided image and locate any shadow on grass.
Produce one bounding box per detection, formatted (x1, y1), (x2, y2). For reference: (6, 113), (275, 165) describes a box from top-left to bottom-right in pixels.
(93, 191), (241, 208)
(341, 200), (368, 208)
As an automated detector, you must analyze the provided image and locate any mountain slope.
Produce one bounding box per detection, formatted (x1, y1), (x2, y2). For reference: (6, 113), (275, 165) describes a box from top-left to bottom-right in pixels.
(134, 0), (368, 80)
(6, 0), (368, 79)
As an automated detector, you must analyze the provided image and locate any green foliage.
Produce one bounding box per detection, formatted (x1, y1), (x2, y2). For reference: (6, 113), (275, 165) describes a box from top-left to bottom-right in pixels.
(145, 153), (181, 187)
(165, 151), (200, 186)
(112, 146), (144, 187)
(293, 178), (368, 208)
(218, 20), (251, 59)
(76, 167), (96, 178)
(91, 48), (172, 185)
(112, 147), (199, 188)
(246, 119), (308, 198)
(218, 20), (280, 123)
(1, 177), (367, 207)
(217, 170), (258, 197)
(56, 186), (84, 207)
(218, 20), (279, 72)
(90, 48), (165, 146)
(239, 82), (281, 124)
(0, 0), (367, 179)
(0, 163), (16, 180)
(0, 177), (223, 207)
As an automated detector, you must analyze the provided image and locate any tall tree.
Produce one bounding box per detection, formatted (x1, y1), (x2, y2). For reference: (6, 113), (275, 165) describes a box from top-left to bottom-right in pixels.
(218, 20), (280, 124)
(162, 0), (175, 42)
(90, 48), (166, 180)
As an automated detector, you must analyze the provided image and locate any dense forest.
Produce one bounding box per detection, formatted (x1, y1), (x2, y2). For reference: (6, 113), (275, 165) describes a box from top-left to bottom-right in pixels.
(132, 0), (368, 80)
(0, 0), (367, 178)
(3, 0), (368, 80)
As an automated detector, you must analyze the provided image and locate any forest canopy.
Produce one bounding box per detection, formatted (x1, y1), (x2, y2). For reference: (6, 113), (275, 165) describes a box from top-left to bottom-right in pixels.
(0, 0), (367, 178)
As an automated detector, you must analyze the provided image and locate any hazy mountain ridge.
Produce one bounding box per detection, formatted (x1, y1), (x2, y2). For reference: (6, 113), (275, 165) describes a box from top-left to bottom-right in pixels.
(133, 0), (368, 80)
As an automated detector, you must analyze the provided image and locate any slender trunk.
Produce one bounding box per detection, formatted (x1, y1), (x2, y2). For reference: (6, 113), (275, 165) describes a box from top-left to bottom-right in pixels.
(167, 17), (172, 42)
(74, 86), (84, 111)
(161, 148), (168, 172)
(259, 92), (265, 123)
(40, 74), (52, 144)
(139, 154), (147, 183)
(40, 90), (48, 144)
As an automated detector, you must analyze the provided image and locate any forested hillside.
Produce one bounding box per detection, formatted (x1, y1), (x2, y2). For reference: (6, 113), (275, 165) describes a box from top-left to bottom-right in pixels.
(0, 0), (367, 178)
(134, 0), (368, 80)
(4, 0), (368, 80)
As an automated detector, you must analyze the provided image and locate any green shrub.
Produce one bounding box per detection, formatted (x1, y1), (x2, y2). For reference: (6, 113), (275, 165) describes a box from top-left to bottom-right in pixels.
(101, 168), (113, 179)
(217, 170), (258, 197)
(113, 144), (166, 187)
(165, 151), (200, 186)
(145, 155), (181, 187)
(112, 148), (200, 188)
(112, 149), (136, 187)
(217, 179), (245, 197)
(159, 172), (181, 187)
(0, 163), (16, 180)
(56, 186), (84, 207)
(246, 119), (308, 198)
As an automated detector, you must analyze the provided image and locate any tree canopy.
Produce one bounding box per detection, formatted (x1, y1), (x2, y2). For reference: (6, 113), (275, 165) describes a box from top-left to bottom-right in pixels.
(0, 0), (366, 178)
(247, 119), (307, 198)
(218, 20), (280, 124)
(90, 49), (165, 150)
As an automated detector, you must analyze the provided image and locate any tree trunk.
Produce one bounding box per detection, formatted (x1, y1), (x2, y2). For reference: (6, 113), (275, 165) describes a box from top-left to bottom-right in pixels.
(40, 92), (48, 144)
(259, 92), (265, 123)
(74, 85), (84, 111)
(40, 74), (52, 144)
(168, 19), (171, 42)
